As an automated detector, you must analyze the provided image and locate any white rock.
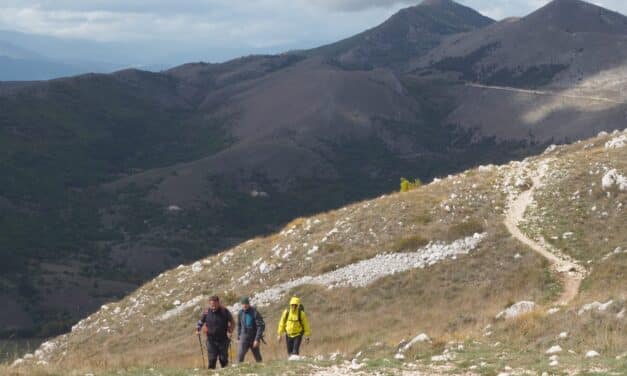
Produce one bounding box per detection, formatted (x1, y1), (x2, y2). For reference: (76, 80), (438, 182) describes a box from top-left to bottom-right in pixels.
(547, 308), (561, 315)
(585, 350), (600, 358)
(578, 300), (613, 315)
(617, 308), (625, 319)
(549, 359), (559, 367)
(544, 145), (558, 154)
(191, 261), (202, 273)
(546, 345), (563, 354)
(559, 332), (568, 339)
(401, 333), (431, 353)
(11, 358), (24, 367)
(349, 359), (364, 370)
(288, 354), (302, 361)
(605, 134), (627, 149)
(601, 169), (627, 191)
(496, 301), (536, 320)
(259, 262), (275, 274)
(307, 245), (320, 255)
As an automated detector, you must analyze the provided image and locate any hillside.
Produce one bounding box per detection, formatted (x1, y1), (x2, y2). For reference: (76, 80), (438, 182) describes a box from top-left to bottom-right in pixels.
(2, 0), (627, 340)
(5, 129), (625, 375)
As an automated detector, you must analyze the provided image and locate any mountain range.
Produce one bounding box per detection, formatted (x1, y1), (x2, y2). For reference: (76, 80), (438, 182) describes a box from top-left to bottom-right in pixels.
(1, 0), (626, 338)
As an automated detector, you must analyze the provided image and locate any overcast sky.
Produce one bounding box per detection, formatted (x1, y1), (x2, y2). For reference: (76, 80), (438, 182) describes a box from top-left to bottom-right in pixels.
(1, 0), (626, 63)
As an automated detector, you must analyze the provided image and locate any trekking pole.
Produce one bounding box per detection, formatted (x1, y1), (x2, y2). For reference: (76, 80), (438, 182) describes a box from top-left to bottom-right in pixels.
(228, 338), (234, 365)
(197, 333), (205, 369)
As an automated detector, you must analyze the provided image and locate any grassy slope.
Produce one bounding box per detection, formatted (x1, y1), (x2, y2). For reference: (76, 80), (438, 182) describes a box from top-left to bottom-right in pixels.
(2, 131), (624, 374)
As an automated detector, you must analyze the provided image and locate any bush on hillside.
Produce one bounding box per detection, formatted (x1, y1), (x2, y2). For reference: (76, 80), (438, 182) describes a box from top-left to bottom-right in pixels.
(400, 177), (422, 192)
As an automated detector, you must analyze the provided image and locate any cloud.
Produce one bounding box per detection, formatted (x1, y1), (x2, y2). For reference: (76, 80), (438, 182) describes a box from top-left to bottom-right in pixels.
(1, 0), (627, 63)
(308, 0), (415, 12)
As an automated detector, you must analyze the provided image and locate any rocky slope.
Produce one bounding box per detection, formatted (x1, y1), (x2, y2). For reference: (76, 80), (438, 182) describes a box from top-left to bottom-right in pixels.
(7, 129), (626, 375)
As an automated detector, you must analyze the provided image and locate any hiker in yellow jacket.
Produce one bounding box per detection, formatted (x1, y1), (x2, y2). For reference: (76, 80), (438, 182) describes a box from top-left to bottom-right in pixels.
(276, 296), (311, 356)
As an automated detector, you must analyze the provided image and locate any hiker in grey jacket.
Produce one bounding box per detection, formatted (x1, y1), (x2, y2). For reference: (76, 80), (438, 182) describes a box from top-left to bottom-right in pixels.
(236, 296), (265, 363)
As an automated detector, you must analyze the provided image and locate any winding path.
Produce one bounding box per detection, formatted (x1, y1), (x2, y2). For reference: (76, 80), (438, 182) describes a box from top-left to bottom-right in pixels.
(466, 83), (623, 104)
(503, 164), (585, 305)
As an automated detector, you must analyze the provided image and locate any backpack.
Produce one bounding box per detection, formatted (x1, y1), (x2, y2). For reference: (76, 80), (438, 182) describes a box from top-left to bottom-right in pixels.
(239, 307), (265, 330)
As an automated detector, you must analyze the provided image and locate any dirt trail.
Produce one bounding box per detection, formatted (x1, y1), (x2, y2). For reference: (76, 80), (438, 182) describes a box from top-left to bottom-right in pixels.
(504, 163), (586, 305)
(466, 83), (623, 104)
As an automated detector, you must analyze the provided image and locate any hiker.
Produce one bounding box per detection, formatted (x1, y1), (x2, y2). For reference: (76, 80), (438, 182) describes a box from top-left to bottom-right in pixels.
(277, 296), (311, 356)
(196, 295), (235, 369)
(236, 296), (265, 363)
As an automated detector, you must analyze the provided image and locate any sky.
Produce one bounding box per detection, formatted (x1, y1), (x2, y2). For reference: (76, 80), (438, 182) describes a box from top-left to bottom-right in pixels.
(0, 0), (626, 64)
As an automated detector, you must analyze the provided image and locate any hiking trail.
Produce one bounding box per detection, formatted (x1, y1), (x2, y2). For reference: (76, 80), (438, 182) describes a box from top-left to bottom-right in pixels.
(466, 83), (624, 104)
(503, 162), (586, 305)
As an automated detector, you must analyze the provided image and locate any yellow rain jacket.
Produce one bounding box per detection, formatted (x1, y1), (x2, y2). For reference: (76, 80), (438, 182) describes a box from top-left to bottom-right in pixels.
(277, 297), (311, 338)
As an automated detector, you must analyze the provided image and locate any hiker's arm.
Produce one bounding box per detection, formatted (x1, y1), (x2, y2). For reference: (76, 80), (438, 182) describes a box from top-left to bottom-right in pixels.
(227, 310), (235, 334)
(301, 311), (311, 337)
(254, 311), (265, 341)
(196, 313), (206, 333)
(236, 313), (241, 339)
(277, 310), (287, 335)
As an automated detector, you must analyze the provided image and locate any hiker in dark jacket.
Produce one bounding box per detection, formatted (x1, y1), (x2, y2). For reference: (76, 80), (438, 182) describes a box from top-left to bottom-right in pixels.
(196, 295), (235, 369)
(236, 296), (265, 363)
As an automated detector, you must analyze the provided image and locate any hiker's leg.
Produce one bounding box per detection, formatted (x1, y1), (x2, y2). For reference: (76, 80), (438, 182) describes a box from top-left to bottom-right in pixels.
(218, 340), (229, 368)
(286, 335), (294, 355)
(237, 338), (249, 363)
(206, 339), (218, 369)
(292, 335), (303, 355)
(251, 344), (262, 362)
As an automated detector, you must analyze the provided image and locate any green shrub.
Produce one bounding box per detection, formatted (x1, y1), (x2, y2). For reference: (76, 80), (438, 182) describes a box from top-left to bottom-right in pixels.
(400, 177), (422, 192)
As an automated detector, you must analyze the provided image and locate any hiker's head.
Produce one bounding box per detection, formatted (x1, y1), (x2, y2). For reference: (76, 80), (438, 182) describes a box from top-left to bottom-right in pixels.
(289, 296), (300, 310)
(240, 296), (251, 310)
(208, 295), (220, 311)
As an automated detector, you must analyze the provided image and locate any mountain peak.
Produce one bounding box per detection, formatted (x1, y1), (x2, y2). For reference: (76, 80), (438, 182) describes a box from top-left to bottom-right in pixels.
(526, 0), (627, 34)
(419, 0), (456, 6)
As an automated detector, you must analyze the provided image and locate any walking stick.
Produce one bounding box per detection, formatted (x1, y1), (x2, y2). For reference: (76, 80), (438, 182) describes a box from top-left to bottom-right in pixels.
(228, 337), (234, 365)
(197, 333), (205, 369)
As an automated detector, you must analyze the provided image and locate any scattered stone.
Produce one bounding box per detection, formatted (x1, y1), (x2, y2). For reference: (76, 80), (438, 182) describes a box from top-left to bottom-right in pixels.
(496, 301), (536, 320)
(544, 144), (557, 154)
(395, 333), (431, 359)
(585, 350), (600, 358)
(578, 300), (613, 315)
(191, 261), (203, 273)
(605, 134), (627, 149)
(546, 345), (563, 354)
(601, 169), (627, 191)
(559, 332), (568, 339)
